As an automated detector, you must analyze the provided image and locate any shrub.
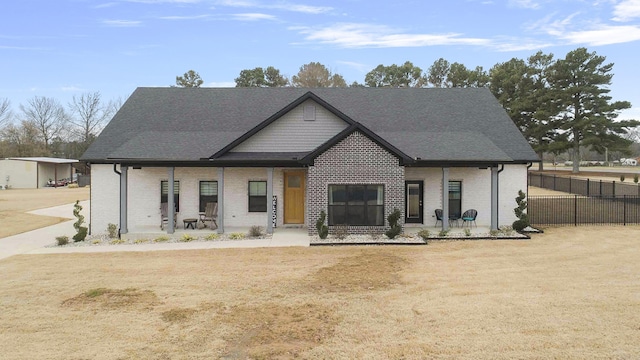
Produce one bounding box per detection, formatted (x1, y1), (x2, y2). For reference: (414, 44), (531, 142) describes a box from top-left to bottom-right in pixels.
(229, 232), (245, 240)
(248, 225), (263, 238)
(438, 229), (450, 237)
(417, 229), (430, 242)
(333, 224), (348, 240)
(180, 234), (196, 242)
(385, 208), (402, 239)
(620, 174), (626, 182)
(133, 238), (149, 244)
(154, 236), (170, 243)
(56, 235), (69, 246)
(315, 211), (329, 239)
(205, 233), (219, 241)
(464, 228), (472, 237)
(512, 190), (530, 232)
(500, 226), (515, 236)
(72, 200), (88, 242)
(107, 223), (118, 239)
(489, 229), (500, 237)
(634, 174), (639, 184)
(110, 239), (126, 245)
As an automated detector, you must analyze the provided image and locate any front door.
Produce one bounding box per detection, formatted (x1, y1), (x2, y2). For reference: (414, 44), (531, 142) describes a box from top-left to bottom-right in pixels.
(284, 172), (305, 224)
(405, 181), (423, 223)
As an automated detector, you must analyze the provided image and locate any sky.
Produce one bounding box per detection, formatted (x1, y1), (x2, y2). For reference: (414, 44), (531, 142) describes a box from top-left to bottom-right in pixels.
(1, 0), (640, 121)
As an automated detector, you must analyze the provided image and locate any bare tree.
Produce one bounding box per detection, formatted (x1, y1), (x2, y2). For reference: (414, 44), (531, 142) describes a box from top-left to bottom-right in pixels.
(68, 92), (113, 143)
(0, 120), (48, 156)
(0, 98), (12, 129)
(20, 96), (66, 150)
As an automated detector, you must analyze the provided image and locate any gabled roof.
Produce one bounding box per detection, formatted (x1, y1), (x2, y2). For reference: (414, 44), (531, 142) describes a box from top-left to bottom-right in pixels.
(81, 87), (539, 164)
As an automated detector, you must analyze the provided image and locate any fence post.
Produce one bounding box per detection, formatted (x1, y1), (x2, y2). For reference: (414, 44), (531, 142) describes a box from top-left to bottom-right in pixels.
(554, 175), (557, 191)
(587, 178), (590, 197)
(574, 195), (578, 226)
(600, 180), (602, 196)
(624, 195), (627, 226)
(613, 181), (616, 196)
(569, 176), (572, 193)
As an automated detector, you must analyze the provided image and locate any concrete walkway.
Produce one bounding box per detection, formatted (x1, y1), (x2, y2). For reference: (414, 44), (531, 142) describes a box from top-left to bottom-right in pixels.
(0, 202), (309, 260)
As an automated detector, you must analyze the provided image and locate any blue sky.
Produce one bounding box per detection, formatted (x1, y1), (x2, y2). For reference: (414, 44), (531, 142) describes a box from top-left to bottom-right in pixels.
(2, 0), (640, 121)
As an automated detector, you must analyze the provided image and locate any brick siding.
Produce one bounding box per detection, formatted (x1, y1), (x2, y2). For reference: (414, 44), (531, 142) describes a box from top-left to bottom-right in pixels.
(307, 131), (405, 235)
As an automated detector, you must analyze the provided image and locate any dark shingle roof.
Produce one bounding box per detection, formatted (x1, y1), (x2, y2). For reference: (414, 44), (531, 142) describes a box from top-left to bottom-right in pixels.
(81, 87), (539, 164)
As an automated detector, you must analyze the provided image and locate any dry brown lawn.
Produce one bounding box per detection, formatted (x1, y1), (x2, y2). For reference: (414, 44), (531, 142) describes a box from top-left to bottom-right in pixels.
(0, 187), (89, 238)
(1, 226), (640, 359)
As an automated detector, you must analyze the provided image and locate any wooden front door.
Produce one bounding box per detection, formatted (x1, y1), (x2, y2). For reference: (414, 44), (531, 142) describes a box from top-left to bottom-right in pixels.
(284, 172), (305, 224)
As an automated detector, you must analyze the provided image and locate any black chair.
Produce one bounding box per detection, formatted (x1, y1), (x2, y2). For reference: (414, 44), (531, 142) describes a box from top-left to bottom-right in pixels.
(435, 209), (443, 226)
(462, 209), (478, 228)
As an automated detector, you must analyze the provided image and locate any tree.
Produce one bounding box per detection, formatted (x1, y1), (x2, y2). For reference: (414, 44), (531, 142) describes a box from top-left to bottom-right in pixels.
(447, 62), (471, 87)
(427, 58), (450, 87)
(68, 92), (113, 143)
(291, 62), (347, 87)
(0, 98), (12, 129)
(175, 70), (203, 88)
(489, 51), (558, 170)
(20, 96), (66, 150)
(235, 66), (288, 87)
(364, 61), (425, 88)
(0, 121), (48, 157)
(546, 47), (638, 173)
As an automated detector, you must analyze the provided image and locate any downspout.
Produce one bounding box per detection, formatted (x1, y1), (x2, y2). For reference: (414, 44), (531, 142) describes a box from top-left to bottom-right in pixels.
(526, 163), (533, 189)
(113, 164), (122, 239)
(496, 164), (505, 229)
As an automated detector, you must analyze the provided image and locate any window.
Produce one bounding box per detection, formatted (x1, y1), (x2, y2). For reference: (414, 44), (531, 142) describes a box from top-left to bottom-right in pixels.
(328, 184), (384, 226)
(448, 181), (462, 219)
(161, 180), (180, 212)
(199, 181), (218, 212)
(248, 181), (267, 212)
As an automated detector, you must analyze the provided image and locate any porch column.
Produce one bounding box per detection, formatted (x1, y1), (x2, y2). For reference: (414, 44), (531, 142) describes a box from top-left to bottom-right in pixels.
(442, 167), (449, 230)
(167, 167), (175, 234)
(120, 165), (128, 234)
(266, 167), (274, 234)
(217, 167), (224, 234)
(491, 166), (499, 231)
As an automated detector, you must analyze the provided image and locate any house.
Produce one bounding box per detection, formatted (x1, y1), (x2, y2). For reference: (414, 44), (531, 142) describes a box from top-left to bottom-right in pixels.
(81, 87), (539, 237)
(0, 157), (78, 189)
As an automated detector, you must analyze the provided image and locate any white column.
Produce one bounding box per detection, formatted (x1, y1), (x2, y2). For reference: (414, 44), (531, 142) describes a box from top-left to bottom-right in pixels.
(167, 167), (175, 234)
(442, 167), (449, 230)
(217, 167), (224, 234)
(266, 167), (274, 234)
(491, 166), (499, 231)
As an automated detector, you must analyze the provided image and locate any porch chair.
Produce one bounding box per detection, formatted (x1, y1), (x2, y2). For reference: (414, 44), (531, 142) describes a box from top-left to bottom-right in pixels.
(160, 202), (177, 230)
(461, 209), (478, 228)
(200, 202), (218, 229)
(434, 209), (443, 227)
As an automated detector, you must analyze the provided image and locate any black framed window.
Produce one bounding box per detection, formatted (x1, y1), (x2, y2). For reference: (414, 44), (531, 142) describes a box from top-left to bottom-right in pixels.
(448, 181), (462, 219)
(199, 181), (218, 212)
(161, 180), (180, 212)
(328, 184), (384, 226)
(248, 181), (267, 212)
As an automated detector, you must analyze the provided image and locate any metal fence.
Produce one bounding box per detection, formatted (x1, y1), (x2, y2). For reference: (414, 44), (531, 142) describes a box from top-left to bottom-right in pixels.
(529, 172), (640, 197)
(529, 195), (640, 226)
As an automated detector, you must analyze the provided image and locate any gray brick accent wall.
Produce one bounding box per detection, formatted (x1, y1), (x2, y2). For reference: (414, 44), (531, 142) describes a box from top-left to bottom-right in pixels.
(307, 131), (405, 235)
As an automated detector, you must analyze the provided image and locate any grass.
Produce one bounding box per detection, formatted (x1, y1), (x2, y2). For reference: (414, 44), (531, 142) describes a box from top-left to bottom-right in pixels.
(0, 187), (90, 238)
(1, 226), (640, 358)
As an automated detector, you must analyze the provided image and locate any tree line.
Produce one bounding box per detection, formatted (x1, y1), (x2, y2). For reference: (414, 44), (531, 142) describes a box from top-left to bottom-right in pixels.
(178, 47), (638, 172)
(0, 92), (122, 162)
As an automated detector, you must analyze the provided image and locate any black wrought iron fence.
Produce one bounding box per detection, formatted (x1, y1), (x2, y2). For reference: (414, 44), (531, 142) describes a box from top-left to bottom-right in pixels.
(529, 172), (640, 197)
(529, 195), (640, 226)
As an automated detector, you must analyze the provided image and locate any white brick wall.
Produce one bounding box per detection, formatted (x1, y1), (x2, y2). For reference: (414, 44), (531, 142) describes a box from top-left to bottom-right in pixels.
(499, 165), (528, 226)
(90, 164), (120, 234)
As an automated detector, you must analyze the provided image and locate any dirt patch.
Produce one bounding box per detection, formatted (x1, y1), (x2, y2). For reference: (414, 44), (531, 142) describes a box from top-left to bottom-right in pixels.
(62, 288), (159, 310)
(218, 303), (339, 359)
(160, 307), (198, 323)
(308, 250), (407, 292)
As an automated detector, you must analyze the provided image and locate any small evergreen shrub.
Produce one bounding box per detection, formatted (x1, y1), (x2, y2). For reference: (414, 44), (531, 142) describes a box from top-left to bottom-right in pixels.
(634, 174), (639, 183)
(107, 223), (118, 239)
(205, 233), (219, 241)
(180, 234), (196, 242)
(512, 190), (530, 232)
(229, 232), (245, 240)
(385, 208), (402, 239)
(438, 229), (450, 237)
(248, 225), (263, 237)
(464, 228), (472, 237)
(620, 174), (626, 182)
(72, 200), (88, 242)
(315, 211), (329, 239)
(56, 235), (69, 246)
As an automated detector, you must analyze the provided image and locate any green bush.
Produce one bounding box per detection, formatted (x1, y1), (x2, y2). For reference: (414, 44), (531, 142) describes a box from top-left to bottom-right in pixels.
(73, 227), (88, 242)
(620, 174), (626, 182)
(154, 236), (170, 243)
(385, 208), (402, 239)
(438, 229), (450, 237)
(634, 174), (639, 183)
(180, 234), (196, 242)
(56, 235), (69, 246)
(205, 233), (219, 241)
(229, 232), (245, 240)
(107, 223), (118, 239)
(72, 200), (87, 242)
(464, 228), (472, 237)
(315, 211), (329, 239)
(512, 190), (530, 232)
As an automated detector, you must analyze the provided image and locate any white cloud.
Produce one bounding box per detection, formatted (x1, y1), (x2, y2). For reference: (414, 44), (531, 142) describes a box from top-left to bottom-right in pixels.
(292, 23), (490, 48)
(557, 24), (640, 45)
(612, 0), (640, 21)
(102, 19), (143, 27)
(508, 0), (541, 9)
(158, 14), (211, 20)
(125, 0), (201, 3)
(216, 0), (332, 14)
(94, 2), (118, 8)
(232, 13), (277, 21)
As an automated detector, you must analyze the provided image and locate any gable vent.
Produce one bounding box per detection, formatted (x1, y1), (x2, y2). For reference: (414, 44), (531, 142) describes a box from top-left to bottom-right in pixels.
(303, 105), (316, 121)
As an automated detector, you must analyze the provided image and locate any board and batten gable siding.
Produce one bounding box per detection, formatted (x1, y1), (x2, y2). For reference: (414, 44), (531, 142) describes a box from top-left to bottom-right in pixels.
(230, 99), (349, 152)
